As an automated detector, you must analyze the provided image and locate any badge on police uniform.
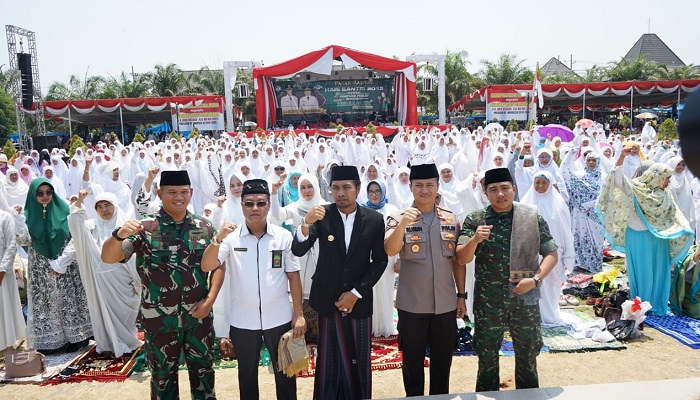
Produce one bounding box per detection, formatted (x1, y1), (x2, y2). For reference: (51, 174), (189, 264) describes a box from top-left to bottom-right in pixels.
(410, 234), (422, 242)
(443, 233), (455, 240)
(272, 250), (283, 268)
(387, 218), (398, 228)
(411, 243), (420, 253)
(448, 242), (454, 250)
(327, 235), (335, 242)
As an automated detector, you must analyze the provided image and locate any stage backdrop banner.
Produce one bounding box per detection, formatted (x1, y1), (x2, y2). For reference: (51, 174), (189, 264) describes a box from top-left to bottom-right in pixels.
(275, 78), (393, 118)
(485, 88), (534, 121)
(171, 98), (225, 131)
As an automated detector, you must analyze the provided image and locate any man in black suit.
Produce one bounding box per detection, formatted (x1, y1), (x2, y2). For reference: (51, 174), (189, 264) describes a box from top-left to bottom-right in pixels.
(292, 165), (388, 400)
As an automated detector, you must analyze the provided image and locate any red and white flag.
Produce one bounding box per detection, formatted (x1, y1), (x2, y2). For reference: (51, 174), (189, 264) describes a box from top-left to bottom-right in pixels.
(533, 62), (544, 109)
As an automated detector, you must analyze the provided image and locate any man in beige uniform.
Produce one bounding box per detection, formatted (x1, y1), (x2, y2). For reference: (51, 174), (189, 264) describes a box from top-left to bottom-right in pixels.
(384, 163), (466, 397)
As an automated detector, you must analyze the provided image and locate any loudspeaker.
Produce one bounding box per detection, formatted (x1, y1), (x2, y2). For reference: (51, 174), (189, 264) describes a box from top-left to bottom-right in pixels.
(31, 135), (60, 152)
(17, 53), (33, 109)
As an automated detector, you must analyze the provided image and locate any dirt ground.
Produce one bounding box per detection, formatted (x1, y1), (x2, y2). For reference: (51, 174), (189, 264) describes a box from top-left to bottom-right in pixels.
(2, 319), (699, 400)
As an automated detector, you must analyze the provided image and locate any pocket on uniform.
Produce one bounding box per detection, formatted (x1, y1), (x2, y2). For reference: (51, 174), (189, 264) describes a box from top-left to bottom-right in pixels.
(149, 250), (173, 267)
(402, 233), (427, 260)
(441, 232), (457, 257)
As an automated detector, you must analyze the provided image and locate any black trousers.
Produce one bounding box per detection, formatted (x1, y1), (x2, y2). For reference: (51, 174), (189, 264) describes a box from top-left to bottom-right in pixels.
(397, 309), (457, 397)
(230, 322), (296, 400)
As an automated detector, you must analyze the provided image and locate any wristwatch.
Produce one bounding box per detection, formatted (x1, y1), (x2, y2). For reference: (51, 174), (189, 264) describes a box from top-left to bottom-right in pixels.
(456, 292), (467, 299)
(211, 236), (222, 246)
(112, 227), (126, 241)
(532, 276), (542, 288)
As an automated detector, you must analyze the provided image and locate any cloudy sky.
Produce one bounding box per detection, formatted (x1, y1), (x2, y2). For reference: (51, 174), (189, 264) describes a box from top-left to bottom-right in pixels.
(1, 0), (697, 93)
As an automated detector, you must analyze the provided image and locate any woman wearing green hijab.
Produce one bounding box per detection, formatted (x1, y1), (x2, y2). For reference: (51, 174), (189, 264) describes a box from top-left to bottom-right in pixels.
(18, 178), (92, 352)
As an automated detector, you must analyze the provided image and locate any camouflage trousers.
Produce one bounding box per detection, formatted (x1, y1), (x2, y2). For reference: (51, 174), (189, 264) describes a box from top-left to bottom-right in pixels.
(144, 320), (216, 400)
(472, 297), (542, 392)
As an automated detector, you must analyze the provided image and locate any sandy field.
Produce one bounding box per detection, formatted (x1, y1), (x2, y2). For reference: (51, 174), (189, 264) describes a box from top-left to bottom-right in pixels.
(2, 317), (699, 400)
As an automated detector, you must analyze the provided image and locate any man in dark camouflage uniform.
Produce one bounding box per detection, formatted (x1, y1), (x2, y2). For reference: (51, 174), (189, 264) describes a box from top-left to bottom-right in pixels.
(102, 170), (224, 400)
(456, 168), (557, 392)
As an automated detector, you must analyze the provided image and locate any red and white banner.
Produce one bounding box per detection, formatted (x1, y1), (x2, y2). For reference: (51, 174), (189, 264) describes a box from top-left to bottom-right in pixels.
(485, 88), (534, 121)
(253, 45), (418, 128)
(171, 98), (224, 132)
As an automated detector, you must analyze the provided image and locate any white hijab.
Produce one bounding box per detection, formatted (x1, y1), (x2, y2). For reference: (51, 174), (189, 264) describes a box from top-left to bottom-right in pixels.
(93, 192), (129, 246)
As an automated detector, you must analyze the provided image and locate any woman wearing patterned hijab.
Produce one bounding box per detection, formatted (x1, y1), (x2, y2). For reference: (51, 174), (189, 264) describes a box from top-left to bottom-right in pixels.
(562, 150), (606, 273)
(18, 178), (92, 352)
(598, 152), (694, 316)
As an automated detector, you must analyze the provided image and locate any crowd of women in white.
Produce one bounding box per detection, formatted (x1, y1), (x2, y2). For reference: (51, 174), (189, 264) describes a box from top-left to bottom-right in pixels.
(1, 119), (696, 357)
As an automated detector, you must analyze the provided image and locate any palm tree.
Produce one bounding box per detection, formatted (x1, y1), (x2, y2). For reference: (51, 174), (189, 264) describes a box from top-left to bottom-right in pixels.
(0, 64), (19, 93)
(606, 55), (666, 81)
(444, 51), (475, 105)
(580, 65), (606, 83)
(150, 63), (186, 96)
(46, 73), (106, 100)
(102, 71), (152, 98)
(190, 66), (224, 95)
(660, 64), (700, 80)
(479, 54), (532, 84)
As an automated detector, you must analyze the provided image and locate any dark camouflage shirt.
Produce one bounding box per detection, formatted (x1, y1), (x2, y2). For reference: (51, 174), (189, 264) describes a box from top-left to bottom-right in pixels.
(458, 205), (557, 326)
(123, 208), (215, 333)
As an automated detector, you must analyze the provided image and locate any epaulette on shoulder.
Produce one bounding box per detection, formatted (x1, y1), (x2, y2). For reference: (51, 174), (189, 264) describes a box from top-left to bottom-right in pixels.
(437, 205), (454, 214)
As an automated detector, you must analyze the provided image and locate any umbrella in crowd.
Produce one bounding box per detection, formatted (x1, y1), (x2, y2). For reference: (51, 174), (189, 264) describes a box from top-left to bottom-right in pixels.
(577, 118), (595, 128)
(635, 112), (658, 120)
(537, 124), (575, 142)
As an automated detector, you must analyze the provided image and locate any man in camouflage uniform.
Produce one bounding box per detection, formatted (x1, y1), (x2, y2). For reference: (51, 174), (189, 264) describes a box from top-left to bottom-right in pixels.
(456, 168), (557, 392)
(102, 170), (224, 400)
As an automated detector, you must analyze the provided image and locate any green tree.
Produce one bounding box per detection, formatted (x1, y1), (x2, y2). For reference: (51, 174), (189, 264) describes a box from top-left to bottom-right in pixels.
(68, 134), (86, 157)
(619, 115), (632, 128)
(102, 71), (152, 98)
(0, 88), (15, 144)
(479, 54), (532, 84)
(46, 73), (106, 100)
(443, 51), (476, 105)
(657, 118), (678, 141)
(0, 64), (19, 93)
(3, 140), (16, 158)
(150, 63), (187, 96)
(606, 55), (666, 82)
(506, 119), (519, 132)
(542, 72), (579, 84)
(580, 65), (606, 82)
(132, 132), (146, 143)
(660, 64), (700, 80)
(190, 66), (224, 95)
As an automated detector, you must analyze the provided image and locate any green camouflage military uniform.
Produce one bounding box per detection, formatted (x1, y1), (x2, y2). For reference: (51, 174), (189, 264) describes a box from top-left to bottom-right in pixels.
(123, 208), (216, 400)
(459, 205), (557, 392)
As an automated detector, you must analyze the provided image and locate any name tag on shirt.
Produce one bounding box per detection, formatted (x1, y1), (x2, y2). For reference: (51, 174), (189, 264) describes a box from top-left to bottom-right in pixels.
(272, 250), (282, 268)
(234, 247), (247, 252)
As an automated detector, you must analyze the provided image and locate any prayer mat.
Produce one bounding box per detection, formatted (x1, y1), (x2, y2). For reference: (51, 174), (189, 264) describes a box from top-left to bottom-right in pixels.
(541, 309), (626, 352)
(645, 312), (700, 349)
(44, 346), (142, 384)
(296, 335), (428, 378)
(0, 344), (92, 385)
(541, 325), (626, 352)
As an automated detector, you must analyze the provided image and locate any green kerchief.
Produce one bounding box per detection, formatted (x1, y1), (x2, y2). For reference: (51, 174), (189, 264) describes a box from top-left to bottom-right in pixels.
(24, 178), (70, 259)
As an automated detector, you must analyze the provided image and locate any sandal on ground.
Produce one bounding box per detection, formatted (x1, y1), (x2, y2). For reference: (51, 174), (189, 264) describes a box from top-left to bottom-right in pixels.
(563, 294), (579, 306)
(559, 296), (568, 306)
